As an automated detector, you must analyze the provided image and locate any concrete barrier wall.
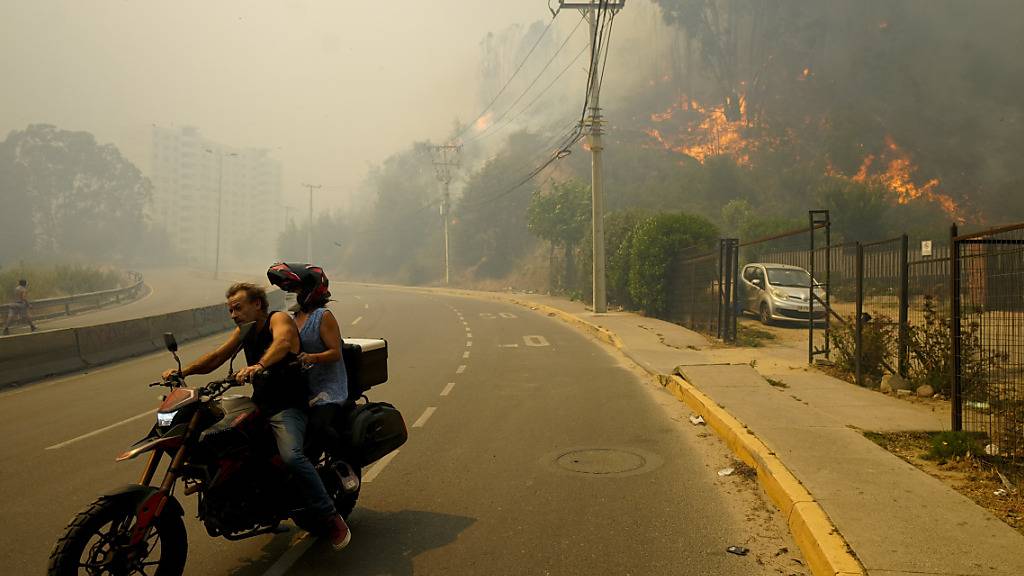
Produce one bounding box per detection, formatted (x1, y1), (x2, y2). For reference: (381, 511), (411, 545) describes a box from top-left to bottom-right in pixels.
(77, 318), (159, 366)
(0, 330), (86, 387)
(0, 289), (284, 388)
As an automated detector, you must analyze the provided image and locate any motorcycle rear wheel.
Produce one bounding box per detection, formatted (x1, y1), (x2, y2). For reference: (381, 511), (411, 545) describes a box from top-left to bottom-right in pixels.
(48, 495), (187, 576)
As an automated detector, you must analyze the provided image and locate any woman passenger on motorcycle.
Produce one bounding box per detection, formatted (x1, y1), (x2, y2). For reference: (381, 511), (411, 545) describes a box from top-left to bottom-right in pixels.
(267, 263), (349, 459)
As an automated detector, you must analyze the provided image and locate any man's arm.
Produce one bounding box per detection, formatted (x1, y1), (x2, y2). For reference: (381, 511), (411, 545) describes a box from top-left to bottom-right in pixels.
(235, 314), (298, 384)
(259, 313), (300, 368)
(163, 328), (241, 380)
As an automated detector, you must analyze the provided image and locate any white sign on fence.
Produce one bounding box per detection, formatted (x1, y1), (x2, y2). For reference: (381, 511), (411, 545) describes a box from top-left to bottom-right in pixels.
(921, 240), (933, 257)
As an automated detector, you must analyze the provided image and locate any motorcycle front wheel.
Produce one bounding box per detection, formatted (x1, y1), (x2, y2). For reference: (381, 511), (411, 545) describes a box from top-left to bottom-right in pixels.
(48, 495), (187, 576)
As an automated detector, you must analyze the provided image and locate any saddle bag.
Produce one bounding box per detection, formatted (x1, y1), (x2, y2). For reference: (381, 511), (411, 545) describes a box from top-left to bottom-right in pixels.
(347, 401), (407, 467)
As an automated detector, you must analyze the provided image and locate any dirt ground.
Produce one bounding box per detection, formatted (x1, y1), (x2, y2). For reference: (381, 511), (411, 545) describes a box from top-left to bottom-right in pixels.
(865, 431), (1024, 536)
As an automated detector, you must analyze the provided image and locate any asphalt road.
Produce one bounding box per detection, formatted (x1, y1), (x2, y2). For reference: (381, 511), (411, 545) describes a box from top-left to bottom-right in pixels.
(0, 285), (801, 575)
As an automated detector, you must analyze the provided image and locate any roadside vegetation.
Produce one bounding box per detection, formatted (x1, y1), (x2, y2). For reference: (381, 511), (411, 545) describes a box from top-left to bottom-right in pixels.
(864, 431), (1022, 536)
(0, 264), (126, 304)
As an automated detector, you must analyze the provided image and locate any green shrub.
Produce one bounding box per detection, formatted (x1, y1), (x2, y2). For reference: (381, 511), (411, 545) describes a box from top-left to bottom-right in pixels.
(577, 209), (649, 307)
(925, 431), (983, 462)
(830, 313), (897, 382)
(627, 212), (718, 316)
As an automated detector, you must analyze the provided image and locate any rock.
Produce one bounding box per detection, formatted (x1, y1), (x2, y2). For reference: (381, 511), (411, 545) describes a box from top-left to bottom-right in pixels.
(881, 373), (911, 391)
(880, 379), (893, 394)
(896, 389), (912, 397)
(917, 384), (935, 398)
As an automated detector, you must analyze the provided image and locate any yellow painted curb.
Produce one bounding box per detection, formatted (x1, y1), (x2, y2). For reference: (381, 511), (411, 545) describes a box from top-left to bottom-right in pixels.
(345, 283), (865, 575)
(666, 374), (864, 576)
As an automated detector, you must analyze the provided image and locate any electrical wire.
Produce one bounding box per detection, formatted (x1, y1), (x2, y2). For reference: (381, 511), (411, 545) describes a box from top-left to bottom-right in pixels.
(464, 15), (587, 144)
(467, 43), (590, 145)
(454, 13), (559, 142)
(457, 2), (619, 211)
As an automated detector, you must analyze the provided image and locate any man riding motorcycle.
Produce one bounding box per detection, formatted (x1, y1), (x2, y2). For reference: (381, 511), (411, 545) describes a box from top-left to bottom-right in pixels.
(161, 282), (351, 550)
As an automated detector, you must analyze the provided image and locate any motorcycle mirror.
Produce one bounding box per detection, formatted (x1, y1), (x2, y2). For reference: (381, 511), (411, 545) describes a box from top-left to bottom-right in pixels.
(163, 332), (178, 353)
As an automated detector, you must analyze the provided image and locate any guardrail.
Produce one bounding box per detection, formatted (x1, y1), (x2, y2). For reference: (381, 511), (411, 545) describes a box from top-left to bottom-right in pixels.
(0, 289), (285, 388)
(0, 271), (147, 321)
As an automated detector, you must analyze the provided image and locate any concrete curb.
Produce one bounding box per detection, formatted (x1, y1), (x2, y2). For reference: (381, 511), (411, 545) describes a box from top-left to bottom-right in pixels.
(358, 283), (864, 576)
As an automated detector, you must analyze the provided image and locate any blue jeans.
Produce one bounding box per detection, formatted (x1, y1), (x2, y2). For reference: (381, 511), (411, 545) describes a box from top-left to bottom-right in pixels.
(268, 408), (336, 518)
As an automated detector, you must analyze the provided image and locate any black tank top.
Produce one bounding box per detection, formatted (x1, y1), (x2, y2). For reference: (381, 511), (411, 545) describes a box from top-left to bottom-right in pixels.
(243, 311), (306, 415)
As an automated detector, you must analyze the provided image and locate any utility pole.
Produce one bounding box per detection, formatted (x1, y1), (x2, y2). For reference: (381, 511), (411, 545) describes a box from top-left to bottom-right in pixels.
(205, 148), (238, 279)
(301, 183), (321, 263)
(561, 0), (625, 313)
(431, 143), (461, 285)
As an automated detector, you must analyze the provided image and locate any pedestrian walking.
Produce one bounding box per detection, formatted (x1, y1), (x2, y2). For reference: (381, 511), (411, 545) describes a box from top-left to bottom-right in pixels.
(3, 279), (38, 335)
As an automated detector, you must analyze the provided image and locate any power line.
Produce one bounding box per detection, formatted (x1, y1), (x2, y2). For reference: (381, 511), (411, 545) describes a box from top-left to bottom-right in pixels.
(452, 2), (620, 214)
(454, 13), (560, 142)
(464, 15), (588, 144)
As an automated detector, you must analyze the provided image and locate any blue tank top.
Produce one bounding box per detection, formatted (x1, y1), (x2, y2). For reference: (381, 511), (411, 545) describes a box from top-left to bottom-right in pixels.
(297, 307), (349, 406)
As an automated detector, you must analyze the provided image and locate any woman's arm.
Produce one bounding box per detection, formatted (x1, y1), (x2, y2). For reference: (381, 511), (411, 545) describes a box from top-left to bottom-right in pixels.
(303, 310), (342, 365)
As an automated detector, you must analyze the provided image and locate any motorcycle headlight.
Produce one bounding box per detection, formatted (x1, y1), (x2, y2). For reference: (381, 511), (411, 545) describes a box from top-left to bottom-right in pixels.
(156, 410), (177, 428)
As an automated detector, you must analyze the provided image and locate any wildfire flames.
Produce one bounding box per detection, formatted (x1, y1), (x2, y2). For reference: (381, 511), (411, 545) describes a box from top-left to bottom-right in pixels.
(642, 95), (964, 222)
(645, 98), (753, 164)
(847, 135), (963, 222)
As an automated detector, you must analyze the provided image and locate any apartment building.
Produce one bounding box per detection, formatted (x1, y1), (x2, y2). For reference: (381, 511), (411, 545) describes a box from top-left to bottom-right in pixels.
(149, 126), (282, 270)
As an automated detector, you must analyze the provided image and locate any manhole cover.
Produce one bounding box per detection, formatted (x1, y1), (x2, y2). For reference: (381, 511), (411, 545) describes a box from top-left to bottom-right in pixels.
(556, 449), (647, 475)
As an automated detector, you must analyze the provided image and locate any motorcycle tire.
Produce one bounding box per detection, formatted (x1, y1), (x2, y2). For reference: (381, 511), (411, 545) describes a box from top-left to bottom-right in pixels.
(47, 495), (187, 576)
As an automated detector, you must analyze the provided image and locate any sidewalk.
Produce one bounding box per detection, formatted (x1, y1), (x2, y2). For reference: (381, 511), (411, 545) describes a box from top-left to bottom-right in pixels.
(512, 293), (1024, 576)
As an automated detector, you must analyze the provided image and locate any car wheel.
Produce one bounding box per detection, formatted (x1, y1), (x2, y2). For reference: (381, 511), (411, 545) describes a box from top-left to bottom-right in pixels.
(759, 302), (772, 325)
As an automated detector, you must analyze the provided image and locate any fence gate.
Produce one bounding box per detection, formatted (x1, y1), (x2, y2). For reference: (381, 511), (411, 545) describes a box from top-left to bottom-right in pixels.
(951, 222), (1024, 470)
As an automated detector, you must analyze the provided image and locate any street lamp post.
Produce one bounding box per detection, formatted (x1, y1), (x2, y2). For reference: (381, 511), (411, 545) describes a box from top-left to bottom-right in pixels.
(301, 183), (321, 263)
(205, 148), (238, 279)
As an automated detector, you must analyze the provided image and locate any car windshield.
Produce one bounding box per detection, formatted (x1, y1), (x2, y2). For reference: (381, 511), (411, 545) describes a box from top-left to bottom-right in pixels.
(766, 268), (812, 288)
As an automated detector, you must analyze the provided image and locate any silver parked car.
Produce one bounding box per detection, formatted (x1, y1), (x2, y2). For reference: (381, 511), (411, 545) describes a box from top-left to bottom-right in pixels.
(740, 263), (826, 324)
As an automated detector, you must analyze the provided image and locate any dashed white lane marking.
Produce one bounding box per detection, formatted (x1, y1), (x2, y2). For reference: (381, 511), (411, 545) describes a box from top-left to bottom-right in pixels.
(466, 341), (472, 347)
(467, 333), (472, 338)
(463, 351), (470, 358)
(524, 335), (550, 347)
(46, 409), (157, 450)
(351, 316), (362, 326)
(363, 303), (369, 310)
(363, 449), (400, 483)
(441, 382), (455, 396)
(464, 326), (471, 332)
(412, 407), (437, 428)
(261, 533), (314, 576)
(499, 344), (520, 348)
(354, 295), (362, 300)
(456, 365), (467, 374)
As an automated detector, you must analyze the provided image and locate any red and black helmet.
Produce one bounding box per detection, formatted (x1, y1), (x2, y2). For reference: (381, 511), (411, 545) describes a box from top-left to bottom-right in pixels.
(267, 262), (331, 311)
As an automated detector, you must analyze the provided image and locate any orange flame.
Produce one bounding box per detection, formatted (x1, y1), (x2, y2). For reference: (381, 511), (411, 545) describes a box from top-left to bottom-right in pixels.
(843, 136), (963, 222)
(474, 112), (494, 132)
(645, 98), (752, 164)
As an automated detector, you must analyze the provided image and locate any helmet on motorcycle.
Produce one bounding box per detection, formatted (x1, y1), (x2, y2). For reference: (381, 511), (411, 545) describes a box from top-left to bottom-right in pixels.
(267, 262), (331, 311)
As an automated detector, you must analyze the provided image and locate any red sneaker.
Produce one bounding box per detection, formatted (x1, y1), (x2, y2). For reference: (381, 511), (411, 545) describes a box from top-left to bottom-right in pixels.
(325, 514), (351, 550)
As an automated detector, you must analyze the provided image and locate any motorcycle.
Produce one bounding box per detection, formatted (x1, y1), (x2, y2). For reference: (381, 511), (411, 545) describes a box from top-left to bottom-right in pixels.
(47, 325), (407, 576)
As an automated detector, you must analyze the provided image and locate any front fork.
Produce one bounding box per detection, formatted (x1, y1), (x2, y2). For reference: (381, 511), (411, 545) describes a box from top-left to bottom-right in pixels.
(129, 410), (202, 545)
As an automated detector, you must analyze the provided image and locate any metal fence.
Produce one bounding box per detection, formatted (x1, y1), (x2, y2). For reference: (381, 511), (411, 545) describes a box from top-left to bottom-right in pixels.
(952, 223), (1024, 469)
(0, 271), (145, 325)
(667, 239), (739, 341)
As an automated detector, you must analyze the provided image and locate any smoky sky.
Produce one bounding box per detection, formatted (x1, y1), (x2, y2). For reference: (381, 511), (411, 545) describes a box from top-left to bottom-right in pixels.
(0, 1), (570, 210)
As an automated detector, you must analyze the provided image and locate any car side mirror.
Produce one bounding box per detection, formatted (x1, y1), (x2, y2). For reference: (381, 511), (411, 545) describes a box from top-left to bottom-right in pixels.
(163, 332), (178, 353)
(751, 278), (762, 287)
